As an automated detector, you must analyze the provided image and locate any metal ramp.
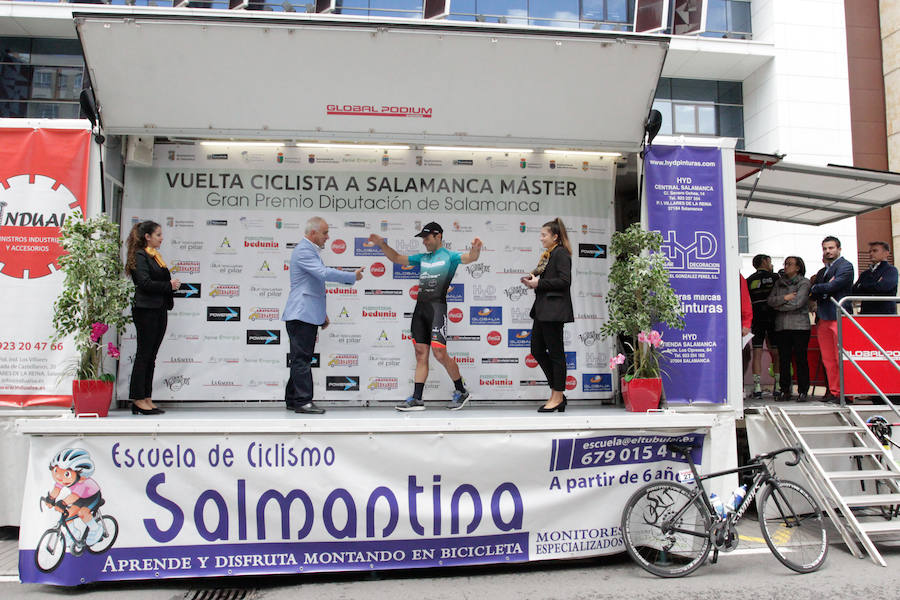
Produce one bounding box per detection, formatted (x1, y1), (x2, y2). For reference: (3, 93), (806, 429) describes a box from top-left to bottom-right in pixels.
(765, 404), (900, 566)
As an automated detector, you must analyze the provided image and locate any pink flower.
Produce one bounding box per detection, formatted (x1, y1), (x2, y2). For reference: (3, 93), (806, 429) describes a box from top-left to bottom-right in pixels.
(90, 322), (109, 343)
(107, 342), (120, 359)
(638, 331), (649, 344)
(648, 330), (663, 348)
(608, 353), (626, 370)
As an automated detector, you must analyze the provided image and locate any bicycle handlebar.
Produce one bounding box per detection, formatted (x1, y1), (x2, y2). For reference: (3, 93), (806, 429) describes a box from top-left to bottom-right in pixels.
(755, 446), (802, 466)
(667, 444), (802, 466)
(40, 495), (69, 513)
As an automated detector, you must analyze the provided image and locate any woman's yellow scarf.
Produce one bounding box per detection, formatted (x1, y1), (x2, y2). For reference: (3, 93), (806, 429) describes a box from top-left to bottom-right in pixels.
(145, 247), (167, 268)
(532, 243), (558, 276)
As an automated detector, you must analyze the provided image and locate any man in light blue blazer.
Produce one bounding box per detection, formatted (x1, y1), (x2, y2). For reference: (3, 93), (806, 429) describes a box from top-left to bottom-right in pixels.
(283, 217), (363, 414)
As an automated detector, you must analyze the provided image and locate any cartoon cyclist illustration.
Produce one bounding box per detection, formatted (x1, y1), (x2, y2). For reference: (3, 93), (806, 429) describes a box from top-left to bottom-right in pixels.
(35, 448), (118, 572)
(45, 448), (105, 544)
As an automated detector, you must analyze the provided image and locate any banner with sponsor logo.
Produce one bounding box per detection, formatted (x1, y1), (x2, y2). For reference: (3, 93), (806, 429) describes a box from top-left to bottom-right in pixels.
(841, 315), (900, 394)
(0, 126), (91, 406)
(19, 427), (707, 585)
(644, 146), (728, 404)
(118, 145), (616, 403)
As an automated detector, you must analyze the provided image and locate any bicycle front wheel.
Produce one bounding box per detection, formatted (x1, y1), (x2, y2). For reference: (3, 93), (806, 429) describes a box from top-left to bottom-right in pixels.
(35, 528), (65, 573)
(621, 481), (712, 578)
(757, 479), (828, 573)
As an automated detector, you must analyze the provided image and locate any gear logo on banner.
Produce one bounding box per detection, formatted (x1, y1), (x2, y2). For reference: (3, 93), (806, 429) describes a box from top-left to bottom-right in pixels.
(0, 174), (80, 279)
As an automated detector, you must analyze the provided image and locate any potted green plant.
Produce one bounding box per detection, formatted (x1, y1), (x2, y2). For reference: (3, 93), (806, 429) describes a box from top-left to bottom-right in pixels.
(601, 223), (684, 411)
(52, 213), (133, 416)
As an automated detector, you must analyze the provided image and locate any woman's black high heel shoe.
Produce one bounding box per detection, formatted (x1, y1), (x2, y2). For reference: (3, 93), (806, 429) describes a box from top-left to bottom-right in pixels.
(537, 396), (567, 413)
(131, 404), (161, 415)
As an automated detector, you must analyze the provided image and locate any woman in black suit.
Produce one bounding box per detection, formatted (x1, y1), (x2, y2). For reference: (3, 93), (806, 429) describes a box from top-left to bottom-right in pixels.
(124, 221), (180, 415)
(522, 218), (574, 413)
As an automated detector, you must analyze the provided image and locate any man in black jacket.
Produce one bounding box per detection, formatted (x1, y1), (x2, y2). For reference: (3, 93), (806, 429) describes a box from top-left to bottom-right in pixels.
(746, 254), (779, 397)
(852, 241), (898, 315)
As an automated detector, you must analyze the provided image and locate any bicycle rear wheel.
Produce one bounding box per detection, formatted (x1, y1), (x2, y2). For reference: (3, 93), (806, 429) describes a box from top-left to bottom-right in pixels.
(87, 515), (119, 554)
(621, 481), (712, 578)
(757, 479), (828, 573)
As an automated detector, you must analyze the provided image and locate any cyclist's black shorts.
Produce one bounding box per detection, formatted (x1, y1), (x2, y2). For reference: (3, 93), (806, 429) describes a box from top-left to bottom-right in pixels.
(751, 319), (776, 349)
(410, 301), (448, 347)
(73, 492), (101, 510)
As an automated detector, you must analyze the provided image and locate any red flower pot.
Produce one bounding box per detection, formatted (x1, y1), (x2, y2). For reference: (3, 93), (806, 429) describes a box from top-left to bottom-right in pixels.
(72, 380), (114, 417)
(622, 377), (662, 412)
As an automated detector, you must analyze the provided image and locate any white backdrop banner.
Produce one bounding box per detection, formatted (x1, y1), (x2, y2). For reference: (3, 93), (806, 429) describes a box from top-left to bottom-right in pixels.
(117, 144), (616, 403)
(19, 428), (707, 585)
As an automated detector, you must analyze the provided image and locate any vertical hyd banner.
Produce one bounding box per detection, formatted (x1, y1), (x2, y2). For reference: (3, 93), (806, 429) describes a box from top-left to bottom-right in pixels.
(0, 126), (91, 406)
(644, 145), (727, 404)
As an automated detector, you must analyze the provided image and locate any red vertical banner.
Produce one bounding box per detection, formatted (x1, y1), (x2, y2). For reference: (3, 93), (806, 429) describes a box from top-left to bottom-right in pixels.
(841, 315), (900, 395)
(0, 126), (91, 406)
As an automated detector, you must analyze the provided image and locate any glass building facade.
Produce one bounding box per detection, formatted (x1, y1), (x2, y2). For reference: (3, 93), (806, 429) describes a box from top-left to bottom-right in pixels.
(1, 1), (749, 130)
(652, 78), (745, 149)
(0, 37), (85, 119)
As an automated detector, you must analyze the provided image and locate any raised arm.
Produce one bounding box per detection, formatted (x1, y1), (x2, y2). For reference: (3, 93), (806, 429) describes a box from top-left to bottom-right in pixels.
(461, 237), (483, 264)
(368, 233), (409, 266)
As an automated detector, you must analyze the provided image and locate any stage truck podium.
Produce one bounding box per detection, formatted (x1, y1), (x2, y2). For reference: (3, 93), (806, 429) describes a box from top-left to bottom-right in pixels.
(1, 12), (765, 586)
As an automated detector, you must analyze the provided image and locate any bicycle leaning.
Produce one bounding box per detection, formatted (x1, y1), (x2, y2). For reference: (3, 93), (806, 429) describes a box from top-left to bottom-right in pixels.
(620, 444), (828, 577)
(34, 495), (119, 573)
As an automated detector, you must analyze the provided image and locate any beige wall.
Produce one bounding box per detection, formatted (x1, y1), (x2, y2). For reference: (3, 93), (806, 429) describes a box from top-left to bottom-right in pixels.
(884, 1), (900, 251)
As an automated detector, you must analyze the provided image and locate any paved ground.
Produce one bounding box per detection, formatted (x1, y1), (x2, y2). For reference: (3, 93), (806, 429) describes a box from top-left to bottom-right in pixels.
(5, 518), (900, 600)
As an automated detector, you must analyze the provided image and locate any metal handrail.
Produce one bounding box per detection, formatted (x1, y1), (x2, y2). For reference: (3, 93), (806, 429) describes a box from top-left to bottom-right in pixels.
(832, 296), (900, 416)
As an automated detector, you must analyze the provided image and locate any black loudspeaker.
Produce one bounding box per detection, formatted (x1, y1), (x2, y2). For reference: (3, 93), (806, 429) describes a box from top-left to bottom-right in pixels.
(645, 109), (663, 146)
(79, 88), (98, 128)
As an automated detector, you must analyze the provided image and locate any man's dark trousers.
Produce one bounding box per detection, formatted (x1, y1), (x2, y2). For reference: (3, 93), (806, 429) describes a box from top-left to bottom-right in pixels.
(285, 320), (318, 408)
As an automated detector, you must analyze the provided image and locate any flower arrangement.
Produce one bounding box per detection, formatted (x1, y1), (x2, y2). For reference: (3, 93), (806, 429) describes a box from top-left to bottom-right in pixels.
(601, 224), (684, 381)
(52, 213), (134, 381)
(608, 329), (669, 380)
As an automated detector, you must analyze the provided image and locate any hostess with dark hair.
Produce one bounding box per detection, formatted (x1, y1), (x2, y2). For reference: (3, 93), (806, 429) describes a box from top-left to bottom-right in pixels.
(521, 218), (574, 413)
(125, 221), (180, 415)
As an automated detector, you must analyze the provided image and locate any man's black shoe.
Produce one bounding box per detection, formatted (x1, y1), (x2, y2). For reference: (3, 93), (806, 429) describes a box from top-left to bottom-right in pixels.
(285, 404), (296, 410)
(294, 402), (325, 415)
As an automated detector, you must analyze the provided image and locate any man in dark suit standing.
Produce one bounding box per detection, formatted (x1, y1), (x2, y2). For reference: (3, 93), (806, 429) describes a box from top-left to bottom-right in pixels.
(852, 241), (898, 315)
(809, 236), (854, 402)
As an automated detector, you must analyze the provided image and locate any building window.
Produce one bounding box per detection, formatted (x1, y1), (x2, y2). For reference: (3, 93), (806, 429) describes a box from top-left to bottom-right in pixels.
(580, 0), (633, 29)
(335, 1), (424, 19)
(653, 77), (745, 148)
(702, 0), (752, 39)
(440, 1), (751, 37)
(0, 37), (85, 119)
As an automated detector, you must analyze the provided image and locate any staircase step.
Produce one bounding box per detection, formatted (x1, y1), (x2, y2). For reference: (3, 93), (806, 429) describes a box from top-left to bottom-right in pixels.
(811, 447), (883, 457)
(782, 407), (850, 415)
(858, 521), (900, 535)
(796, 426), (865, 434)
(843, 494), (900, 507)
(827, 470), (900, 481)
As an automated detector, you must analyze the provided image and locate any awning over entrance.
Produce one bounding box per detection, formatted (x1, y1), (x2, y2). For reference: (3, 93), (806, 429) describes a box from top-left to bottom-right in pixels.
(735, 151), (900, 226)
(73, 10), (669, 151)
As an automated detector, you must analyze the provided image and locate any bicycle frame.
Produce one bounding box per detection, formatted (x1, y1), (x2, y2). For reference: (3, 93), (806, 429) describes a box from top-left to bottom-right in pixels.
(668, 445), (801, 537)
(41, 496), (96, 549)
